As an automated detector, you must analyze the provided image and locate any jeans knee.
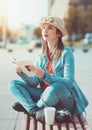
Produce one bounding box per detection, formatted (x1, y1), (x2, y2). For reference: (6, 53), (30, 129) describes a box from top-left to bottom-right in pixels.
(43, 86), (57, 99)
(43, 84), (60, 98)
(51, 83), (69, 92)
(9, 80), (19, 92)
(50, 83), (61, 92)
(38, 86), (58, 107)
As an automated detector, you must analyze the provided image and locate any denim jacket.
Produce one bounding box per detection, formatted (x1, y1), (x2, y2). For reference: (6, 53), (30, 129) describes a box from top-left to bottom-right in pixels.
(18, 46), (88, 115)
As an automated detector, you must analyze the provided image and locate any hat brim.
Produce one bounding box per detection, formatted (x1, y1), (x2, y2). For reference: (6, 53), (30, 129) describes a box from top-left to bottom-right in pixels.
(38, 21), (67, 36)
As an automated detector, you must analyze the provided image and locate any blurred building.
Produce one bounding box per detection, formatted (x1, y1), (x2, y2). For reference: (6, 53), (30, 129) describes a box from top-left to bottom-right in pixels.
(68, 0), (92, 40)
(49, 0), (92, 42)
(49, 0), (92, 18)
(49, 0), (69, 18)
(69, 0), (92, 12)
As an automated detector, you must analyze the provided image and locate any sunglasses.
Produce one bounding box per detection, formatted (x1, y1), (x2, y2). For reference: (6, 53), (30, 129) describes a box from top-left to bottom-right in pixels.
(41, 16), (54, 23)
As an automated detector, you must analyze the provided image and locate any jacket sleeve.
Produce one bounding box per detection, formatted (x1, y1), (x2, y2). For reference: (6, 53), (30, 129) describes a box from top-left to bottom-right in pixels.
(17, 51), (43, 87)
(41, 48), (74, 89)
(17, 72), (40, 87)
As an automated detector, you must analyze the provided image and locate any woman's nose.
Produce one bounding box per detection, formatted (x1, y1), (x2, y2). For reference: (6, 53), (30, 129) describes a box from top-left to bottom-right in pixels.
(43, 27), (48, 32)
(44, 28), (48, 33)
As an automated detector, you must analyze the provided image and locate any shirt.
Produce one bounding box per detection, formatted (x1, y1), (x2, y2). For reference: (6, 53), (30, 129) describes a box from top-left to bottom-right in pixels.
(43, 51), (54, 89)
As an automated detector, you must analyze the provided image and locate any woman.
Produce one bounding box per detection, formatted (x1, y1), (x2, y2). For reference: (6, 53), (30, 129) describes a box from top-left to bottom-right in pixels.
(9, 16), (89, 127)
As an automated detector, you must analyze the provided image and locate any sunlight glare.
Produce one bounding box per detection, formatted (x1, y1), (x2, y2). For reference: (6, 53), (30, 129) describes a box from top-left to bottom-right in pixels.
(8, 0), (48, 27)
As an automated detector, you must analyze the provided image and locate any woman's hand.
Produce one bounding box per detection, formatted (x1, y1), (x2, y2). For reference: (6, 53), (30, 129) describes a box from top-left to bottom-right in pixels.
(12, 61), (23, 73)
(27, 65), (44, 78)
(15, 66), (23, 73)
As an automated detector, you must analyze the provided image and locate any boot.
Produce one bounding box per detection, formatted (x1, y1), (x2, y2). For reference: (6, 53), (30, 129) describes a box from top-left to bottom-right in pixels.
(12, 102), (45, 122)
(12, 102), (39, 116)
(12, 102), (28, 114)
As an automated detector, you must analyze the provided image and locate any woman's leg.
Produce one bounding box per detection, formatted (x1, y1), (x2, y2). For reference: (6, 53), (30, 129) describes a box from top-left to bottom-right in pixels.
(9, 80), (43, 115)
(37, 83), (74, 113)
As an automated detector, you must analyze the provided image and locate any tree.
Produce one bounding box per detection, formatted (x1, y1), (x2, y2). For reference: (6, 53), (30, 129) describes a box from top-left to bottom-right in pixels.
(64, 4), (92, 41)
(64, 6), (79, 41)
(87, 5), (92, 32)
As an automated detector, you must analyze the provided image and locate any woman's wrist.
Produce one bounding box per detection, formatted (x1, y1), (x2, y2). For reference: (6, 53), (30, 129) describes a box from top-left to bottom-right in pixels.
(38, 70), (45, 78)
(40, 71), (46, 80)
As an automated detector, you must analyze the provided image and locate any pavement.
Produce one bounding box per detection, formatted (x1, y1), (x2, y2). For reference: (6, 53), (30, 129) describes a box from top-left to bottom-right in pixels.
(0, 45), (92, 130)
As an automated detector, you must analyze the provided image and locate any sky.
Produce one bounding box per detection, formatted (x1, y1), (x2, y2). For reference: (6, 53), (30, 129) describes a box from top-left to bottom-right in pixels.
(0, 0), (8, 17)
(8, 0), (48, 27)
(0, 0), (69, 27)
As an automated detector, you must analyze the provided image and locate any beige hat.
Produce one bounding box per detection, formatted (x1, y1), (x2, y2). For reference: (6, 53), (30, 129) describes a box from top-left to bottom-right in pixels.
(38, 16), (67, 36)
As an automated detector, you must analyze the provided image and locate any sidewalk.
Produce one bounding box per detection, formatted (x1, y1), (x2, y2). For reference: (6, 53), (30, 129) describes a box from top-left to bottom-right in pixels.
(0, 46), (92, 130)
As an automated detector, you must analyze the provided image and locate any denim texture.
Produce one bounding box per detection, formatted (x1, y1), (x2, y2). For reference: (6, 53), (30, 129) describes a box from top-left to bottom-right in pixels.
(9, 46), (88, 115)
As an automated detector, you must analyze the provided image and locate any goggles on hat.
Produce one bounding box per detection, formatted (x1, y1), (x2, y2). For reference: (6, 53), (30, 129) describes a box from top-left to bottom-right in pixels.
(41, 16), (54, 23)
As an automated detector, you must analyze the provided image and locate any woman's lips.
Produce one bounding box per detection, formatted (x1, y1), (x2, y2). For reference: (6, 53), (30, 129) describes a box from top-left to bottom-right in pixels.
(43, 34), (48, 37)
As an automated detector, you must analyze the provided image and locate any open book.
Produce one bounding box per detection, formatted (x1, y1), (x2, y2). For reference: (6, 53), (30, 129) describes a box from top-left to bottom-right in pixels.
(10, 57), (35, 77)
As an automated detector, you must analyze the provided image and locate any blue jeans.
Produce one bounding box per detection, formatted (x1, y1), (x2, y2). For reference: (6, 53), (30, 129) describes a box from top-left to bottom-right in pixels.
(9, 80), (74, 114)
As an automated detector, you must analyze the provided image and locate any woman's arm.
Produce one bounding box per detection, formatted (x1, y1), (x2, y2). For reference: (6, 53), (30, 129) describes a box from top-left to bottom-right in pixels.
(40, 48), (75, 88)
(15, 52), (43, 87)
(23, 48), (74, 89)
(17, 72), (40, 87)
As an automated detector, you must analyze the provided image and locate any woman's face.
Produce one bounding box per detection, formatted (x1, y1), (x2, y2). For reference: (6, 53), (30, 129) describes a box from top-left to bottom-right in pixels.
(41, 24), (59, 42)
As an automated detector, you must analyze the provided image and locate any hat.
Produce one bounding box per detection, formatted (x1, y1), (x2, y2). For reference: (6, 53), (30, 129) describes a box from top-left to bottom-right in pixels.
(38, 16), (67, 36)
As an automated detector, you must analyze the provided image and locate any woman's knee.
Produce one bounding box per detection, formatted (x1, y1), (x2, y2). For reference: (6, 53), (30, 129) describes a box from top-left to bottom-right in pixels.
(51, 82), (70, 95)
(43, 86), (58, 100)
(38, 86), (59, 107)
(49, 83), (63, 93)
(42, 83), (62, 98)
(9, 80), (24, 92)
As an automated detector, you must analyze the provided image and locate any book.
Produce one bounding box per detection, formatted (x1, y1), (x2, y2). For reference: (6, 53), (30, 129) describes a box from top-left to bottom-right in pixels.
(10, 57), (35, 77)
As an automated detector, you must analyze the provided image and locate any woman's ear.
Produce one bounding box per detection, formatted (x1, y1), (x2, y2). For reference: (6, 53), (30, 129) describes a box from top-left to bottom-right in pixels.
(56, 29), (63, 38)
(57, 33), (62, 38)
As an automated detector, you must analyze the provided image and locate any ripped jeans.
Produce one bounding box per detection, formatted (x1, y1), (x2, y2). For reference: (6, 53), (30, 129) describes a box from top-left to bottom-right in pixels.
(9, 80), (74, 115)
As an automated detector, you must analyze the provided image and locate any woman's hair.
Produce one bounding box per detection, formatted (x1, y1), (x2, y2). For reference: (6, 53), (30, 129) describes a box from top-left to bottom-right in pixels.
(41, 29), (64, 60)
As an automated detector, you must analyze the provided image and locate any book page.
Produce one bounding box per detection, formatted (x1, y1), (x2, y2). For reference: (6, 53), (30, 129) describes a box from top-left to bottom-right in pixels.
(11, 57), (35, 77)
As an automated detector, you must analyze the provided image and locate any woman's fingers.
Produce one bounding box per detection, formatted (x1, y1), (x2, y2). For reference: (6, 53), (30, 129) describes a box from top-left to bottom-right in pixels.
(15, 66), (23, 73)
(27, 65), (36, 71)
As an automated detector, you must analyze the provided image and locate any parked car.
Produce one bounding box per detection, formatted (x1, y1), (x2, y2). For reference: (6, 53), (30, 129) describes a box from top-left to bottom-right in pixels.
(31, 39), (42, 48)
(81, 33), (92, 45)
